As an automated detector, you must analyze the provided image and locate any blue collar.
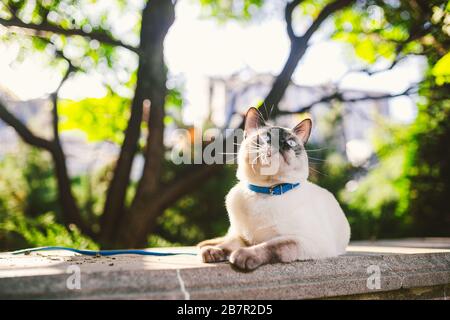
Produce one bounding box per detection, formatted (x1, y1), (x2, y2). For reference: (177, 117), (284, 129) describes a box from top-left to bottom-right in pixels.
(248, 182), (300, 195)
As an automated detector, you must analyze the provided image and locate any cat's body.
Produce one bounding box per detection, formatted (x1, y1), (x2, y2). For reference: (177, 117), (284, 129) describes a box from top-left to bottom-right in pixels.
(199, 107), (350, 270)
(226, 179), (350, 261)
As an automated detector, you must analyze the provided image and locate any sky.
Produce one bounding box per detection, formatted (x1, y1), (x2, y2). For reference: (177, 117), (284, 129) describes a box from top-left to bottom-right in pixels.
(0, 0), (424, 123)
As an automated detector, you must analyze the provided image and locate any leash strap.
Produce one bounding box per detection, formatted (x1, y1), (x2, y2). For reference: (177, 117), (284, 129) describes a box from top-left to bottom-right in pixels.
(10, 246), (197, 256)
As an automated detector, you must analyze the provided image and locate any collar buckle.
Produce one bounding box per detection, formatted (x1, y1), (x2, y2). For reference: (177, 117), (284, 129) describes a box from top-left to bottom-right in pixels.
(269, 184), (282, 195)
(269, 185), (275, 195)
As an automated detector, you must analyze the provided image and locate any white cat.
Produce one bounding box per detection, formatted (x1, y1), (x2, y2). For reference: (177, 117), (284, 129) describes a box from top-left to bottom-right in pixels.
(199, 107), (350, 270)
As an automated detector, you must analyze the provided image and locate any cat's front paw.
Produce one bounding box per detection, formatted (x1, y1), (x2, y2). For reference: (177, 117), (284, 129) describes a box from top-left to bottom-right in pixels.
(229, 248), (264, 271)
(200, 246), (227, 263)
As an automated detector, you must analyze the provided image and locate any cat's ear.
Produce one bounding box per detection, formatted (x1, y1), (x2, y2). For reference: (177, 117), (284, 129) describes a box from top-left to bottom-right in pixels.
(244, 107), (264, 135)
(293, 118), (312, 144)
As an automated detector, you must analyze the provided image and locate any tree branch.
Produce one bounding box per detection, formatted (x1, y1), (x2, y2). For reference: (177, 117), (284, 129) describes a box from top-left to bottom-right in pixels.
(0, 16), (139, 54)
(285, 0), (303, 42)
(157, 164), (223, 211)
(50, 48), (77, 142)
(359, 54), (409, 76)
(0, 100), (55, 152)
(300, 0), (353, 44)
(262, 0), (354, 116)
(279, 86), (418, 115)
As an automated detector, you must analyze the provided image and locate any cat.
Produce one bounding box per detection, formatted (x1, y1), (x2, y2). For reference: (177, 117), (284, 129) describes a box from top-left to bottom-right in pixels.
(198, 107), (350, 270)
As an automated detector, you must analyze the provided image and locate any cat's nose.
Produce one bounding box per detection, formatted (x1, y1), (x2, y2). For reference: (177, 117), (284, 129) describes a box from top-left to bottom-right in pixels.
(267, 150), (271, 157)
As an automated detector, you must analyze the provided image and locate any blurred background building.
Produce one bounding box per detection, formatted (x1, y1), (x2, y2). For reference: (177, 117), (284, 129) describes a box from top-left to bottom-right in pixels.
(208, 70), (392, 167)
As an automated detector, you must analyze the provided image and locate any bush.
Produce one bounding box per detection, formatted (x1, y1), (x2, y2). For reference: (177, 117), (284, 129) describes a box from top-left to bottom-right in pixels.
(0, 148), (97, 250)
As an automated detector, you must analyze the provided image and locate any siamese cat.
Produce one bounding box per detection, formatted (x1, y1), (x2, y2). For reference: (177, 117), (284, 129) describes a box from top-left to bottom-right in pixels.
(199, 107), (350, 270)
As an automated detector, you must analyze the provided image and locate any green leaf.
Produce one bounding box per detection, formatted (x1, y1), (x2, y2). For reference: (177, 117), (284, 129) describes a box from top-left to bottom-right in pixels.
(59, 95), (131, 144)
(432, 52), (450, 85)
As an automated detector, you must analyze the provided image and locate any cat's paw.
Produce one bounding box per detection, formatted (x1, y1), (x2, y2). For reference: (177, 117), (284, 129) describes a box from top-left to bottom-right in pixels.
(229, 248), (263, 271)
(200, 246), (227, 263)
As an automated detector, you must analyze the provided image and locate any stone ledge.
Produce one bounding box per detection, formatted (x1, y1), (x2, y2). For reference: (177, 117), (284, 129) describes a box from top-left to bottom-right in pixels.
(0, 238), (449, 299)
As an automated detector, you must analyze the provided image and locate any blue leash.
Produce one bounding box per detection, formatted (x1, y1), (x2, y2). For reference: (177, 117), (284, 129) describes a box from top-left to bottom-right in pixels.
(10, 246), (197, 257)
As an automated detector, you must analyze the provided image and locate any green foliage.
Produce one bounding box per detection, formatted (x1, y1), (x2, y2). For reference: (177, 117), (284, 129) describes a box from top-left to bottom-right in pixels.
(148, 234), (181, 248)
(405, 85), (450, 236)
(59, 86), (184, 144)
(0, 149), (97, 250)
(340, 123), (413, 239)
(333, 0), (448, 65)
(1, 213), (98, 250)
(338, 95), (450, 239)
(0, 149), (57, 219)
(59, 94), (131, 144)
(164, 87), (185, 126)
(306, 85), (449, 240)
(432, 52), (450, 85)
(302, 106), (405, 240)
(0, 0), (139, 96)
(327, 0), (450, 239)
(199, 0), (264, 21)
(333, 6), (401, 64)
(0, 146), (234, 249)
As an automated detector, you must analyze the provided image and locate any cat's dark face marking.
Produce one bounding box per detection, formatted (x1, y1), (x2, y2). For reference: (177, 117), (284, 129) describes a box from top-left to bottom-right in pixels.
(257, 127), (303, 158)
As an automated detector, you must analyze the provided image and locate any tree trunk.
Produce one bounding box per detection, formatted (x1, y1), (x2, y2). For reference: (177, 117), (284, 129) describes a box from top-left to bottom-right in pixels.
(99, 63), (147, 245)
(118, 164), (223, 248)
(262, 40), (307, 115)
(101, 0), (175, 248)
(51, 144), (94, 237)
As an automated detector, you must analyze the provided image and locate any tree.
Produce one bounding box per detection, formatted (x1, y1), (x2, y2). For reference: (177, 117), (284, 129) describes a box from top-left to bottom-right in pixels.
(0, 0), (447, 247)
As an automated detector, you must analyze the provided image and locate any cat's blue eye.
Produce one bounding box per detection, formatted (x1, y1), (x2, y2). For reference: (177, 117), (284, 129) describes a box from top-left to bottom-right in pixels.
(261, 134), (270, 142)
(287, 139), (297, 147)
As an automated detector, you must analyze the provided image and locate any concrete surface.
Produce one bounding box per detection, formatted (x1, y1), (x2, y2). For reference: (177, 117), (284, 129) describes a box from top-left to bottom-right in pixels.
(0, 238), (449, 299)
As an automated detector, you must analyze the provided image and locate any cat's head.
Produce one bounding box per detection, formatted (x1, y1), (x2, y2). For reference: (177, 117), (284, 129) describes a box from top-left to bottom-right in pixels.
(237, 107), (312, 186)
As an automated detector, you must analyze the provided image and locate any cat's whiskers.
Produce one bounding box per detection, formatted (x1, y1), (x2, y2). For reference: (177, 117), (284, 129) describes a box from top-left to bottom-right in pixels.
(308, 156), (326, 162)
(225, 156), (239, 164)
(251, 152), (264, 165)
(304, 147), (328, 152)
(248, 143), (264, 153)
(309, 166), (329, 177)
(249, 145), (262, 151)
(250, 151), (268, 170)
(248, 145), (260, 155)
(249, 140), (263, 148)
